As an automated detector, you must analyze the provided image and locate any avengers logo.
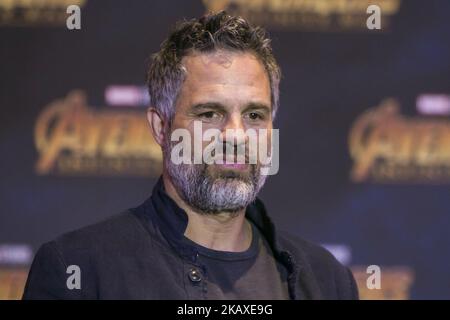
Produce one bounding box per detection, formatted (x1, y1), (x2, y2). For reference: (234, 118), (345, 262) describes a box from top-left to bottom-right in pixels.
(349, 99), (450, 183)
(34, 91), (162, 177)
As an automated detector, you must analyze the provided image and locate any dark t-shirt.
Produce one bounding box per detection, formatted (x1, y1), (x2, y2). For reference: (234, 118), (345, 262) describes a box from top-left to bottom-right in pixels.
(182, 220), (290, 299)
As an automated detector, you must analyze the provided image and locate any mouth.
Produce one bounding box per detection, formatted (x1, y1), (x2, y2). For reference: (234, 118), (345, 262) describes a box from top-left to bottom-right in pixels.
(206, 163), (255, 181)
(216, 163), (249, 170)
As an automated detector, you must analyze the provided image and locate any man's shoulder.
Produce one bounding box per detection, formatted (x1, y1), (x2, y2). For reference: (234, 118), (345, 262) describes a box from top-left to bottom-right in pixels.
(23, 211), (145, 299)
(277, 231), (339, 266)
(53, 210), (145, 251)
(276, 230), (359, 299)
(39, 208), (161, 267)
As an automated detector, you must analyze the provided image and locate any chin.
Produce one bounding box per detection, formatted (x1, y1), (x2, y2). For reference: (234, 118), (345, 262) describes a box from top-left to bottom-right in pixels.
(207, 165), (253, 181)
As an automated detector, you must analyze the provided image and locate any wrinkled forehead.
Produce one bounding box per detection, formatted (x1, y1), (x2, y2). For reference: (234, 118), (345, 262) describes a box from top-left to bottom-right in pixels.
(180, 50), (270, 89)
(176, 50), (272, 111)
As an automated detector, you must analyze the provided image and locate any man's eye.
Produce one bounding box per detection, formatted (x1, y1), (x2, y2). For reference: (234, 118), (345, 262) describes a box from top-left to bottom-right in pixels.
(199, 111), (219, 119)
(247, 112), (263, 120)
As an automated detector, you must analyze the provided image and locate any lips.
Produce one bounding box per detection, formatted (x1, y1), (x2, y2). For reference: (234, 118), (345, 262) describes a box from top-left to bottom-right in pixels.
(216, 163), (249, 170)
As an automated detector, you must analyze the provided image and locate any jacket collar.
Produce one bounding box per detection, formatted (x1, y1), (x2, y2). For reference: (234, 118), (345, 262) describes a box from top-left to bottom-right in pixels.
(143, 176), (303, 299)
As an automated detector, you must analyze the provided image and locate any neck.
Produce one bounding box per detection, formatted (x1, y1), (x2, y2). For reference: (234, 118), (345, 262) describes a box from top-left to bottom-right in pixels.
(162, 173), (252, 252)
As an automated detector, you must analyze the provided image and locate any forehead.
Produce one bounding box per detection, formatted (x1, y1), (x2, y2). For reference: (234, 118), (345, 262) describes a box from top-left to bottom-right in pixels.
(177, 50), (271, 107)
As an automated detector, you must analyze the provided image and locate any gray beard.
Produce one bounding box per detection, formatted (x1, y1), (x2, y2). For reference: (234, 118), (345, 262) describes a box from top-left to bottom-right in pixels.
(163, 141), (267, 215)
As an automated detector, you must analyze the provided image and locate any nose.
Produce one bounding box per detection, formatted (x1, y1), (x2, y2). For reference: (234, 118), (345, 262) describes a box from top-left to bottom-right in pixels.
(219, 113), (247, 147)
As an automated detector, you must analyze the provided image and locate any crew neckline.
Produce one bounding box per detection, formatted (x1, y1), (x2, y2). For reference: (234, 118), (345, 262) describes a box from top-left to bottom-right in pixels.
(181, 220), (260, 261)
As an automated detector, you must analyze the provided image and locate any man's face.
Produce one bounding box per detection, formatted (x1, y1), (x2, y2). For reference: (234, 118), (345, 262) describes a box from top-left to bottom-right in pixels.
(164, 50), (272, 214)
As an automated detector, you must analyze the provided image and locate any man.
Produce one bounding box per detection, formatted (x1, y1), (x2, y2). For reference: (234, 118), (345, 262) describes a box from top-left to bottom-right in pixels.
(23, 11), (358, 300)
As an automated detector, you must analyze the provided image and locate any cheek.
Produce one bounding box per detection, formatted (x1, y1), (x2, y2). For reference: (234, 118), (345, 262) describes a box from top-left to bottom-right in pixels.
(254, 128), (273, 159)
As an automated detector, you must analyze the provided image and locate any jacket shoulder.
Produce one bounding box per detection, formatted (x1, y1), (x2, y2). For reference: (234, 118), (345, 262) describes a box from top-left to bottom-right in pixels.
(53, 210), (147, 251)
(23, 210), (151, 299)
(277, 231), (359, 300)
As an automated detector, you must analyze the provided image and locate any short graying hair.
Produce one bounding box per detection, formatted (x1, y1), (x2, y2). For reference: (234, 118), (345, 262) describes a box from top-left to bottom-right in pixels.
(146, 11), (281, 122)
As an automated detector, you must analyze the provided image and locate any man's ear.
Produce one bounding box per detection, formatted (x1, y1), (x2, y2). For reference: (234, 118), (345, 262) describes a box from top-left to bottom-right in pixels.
(147, 107), (165, 147)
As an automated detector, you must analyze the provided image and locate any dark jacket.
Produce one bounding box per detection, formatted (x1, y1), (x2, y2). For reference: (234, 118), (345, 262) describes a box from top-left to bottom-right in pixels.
(23, 177), (359, 300)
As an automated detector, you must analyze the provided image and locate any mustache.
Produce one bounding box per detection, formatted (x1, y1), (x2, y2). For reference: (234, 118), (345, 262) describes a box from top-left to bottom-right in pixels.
(165, 138), (258, 165)
(203, 142), (256, 164)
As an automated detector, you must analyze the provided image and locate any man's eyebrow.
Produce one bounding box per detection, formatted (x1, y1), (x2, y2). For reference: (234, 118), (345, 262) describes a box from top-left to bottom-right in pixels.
(189, 102), (228, 113)
(242, 102), (271, 114)
(189, 102), (272, 115)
